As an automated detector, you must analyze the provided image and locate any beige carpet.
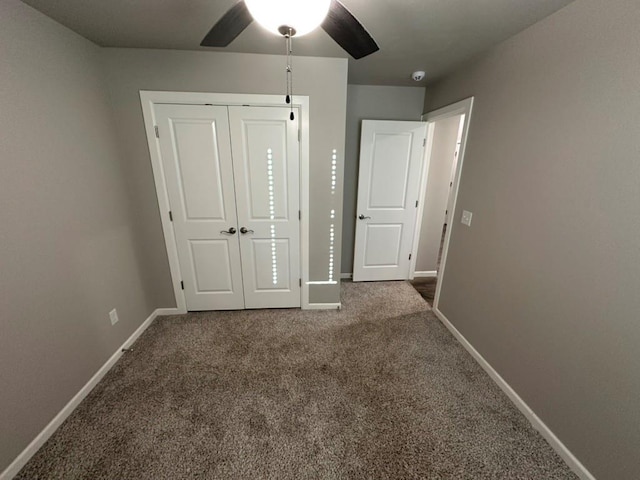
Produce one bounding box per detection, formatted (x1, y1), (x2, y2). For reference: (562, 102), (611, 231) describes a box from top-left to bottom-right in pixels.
(17, 281), (577, 479)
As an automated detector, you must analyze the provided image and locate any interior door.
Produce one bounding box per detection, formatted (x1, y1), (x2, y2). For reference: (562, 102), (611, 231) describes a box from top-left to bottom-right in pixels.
(229, 106), (301, 308)
(352, 120), (427, 281)
(155, 104), (245, 310)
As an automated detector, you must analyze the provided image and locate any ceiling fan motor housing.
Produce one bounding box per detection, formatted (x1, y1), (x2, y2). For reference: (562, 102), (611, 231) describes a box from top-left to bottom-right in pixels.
(278, 25), (297, 37)
(201, 0), (379, 59)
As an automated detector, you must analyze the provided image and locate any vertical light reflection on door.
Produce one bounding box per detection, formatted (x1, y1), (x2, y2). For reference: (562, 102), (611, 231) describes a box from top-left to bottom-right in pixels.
(267, 148), (277, 285)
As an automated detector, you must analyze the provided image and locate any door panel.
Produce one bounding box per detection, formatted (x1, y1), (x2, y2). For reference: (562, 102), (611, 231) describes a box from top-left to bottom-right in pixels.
(189, 240), (234, 292)
(364, 224), (403, 266)
(155, 104), (245, 310)
(368, 133), (413, 209)
(248, 238), (291, 291)
(229, 106), (301, 308)
(172, 121), (228, 220)
(353, 120), (427, 281)
(243, 123), (289, 220)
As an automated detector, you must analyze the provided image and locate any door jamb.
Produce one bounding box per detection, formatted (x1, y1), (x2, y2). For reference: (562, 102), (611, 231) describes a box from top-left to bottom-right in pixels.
(409, 97), (474, 310)
(140, 91), (310, 313)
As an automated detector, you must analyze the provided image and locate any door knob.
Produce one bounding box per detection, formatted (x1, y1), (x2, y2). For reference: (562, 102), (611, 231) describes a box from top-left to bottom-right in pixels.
(240, 227), (254, 234)
(220, 227), (237, 235)
(358, 214), (371, 220)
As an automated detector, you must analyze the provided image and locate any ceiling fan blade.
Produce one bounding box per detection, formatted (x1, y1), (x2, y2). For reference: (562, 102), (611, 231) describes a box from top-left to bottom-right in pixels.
(201, 1), (253, 47)
(321, 0), (379, 59)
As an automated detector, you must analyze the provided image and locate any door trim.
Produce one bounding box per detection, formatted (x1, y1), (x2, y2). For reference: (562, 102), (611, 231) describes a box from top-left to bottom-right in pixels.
(414, 270), (438, 278)
(409, 97), (474, 309)
(140, 91), (310, 312)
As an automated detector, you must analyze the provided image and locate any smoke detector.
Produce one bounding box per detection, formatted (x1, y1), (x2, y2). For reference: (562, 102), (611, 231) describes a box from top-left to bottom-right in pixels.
(411, 71), (426, 82)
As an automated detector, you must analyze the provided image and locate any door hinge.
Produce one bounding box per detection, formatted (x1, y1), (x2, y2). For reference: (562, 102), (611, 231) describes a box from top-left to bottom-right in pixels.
(408, 253), (412, 260)
(415, 200), (419, 208)
(298, 210), (301, 220)
(299, 278), (302, 287)
(423, 138), (426, 147)
(180, 280), (184, 290)
(169, 211), (173, 222)
(154, 125), (159, 138)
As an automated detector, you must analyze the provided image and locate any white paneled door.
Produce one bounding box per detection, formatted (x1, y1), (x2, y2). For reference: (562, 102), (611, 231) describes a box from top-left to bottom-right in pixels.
(229, 106), (301, 308)
(353, 120), (427, 281)
(156, 105), (244, 310)
(155, 104), (300, 310)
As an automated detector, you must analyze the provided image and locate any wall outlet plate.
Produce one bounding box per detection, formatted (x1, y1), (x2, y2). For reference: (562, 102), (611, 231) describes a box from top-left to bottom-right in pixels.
(109, 308), (119, 326)
(461, 210), (473, 226)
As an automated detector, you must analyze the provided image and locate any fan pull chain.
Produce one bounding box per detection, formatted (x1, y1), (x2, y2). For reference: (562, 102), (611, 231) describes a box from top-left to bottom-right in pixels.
(284, 29), (295, 121)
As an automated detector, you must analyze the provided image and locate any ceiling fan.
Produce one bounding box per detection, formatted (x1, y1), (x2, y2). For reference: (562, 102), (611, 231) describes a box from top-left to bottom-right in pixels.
(200, 0), (379, 60)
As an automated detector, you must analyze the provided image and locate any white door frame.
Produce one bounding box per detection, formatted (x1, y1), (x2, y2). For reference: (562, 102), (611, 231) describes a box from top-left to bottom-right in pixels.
(409, 97), (474, 309)
(140, 91), (310, 312)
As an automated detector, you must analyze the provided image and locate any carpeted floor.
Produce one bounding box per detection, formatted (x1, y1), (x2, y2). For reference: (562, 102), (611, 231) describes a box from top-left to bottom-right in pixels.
(17, 281), (577, 479)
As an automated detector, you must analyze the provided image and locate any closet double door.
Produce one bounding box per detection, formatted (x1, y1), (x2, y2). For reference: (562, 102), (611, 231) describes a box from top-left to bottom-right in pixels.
(155, 104), (300, 310)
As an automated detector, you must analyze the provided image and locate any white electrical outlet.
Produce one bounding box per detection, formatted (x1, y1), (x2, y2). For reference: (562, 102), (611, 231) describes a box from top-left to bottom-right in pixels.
(461, 210), (473, 226)
(109, 308), (119, 326)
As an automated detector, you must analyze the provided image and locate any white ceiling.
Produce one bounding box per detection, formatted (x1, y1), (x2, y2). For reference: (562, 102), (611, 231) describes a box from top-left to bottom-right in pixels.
(22, 0), (574, 86)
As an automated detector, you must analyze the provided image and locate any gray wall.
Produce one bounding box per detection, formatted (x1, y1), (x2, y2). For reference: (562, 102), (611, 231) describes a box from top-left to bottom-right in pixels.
(0, 4), (348, 472)
(415, 115), (461, 273)
(425, 0), (640, 477)
(101, 49), (348, 305)
(0, 1), (154, 471)
(341, 85), (425, 274)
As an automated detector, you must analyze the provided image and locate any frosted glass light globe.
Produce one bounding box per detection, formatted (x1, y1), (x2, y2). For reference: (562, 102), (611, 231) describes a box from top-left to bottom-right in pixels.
(245, 0), (331, 37)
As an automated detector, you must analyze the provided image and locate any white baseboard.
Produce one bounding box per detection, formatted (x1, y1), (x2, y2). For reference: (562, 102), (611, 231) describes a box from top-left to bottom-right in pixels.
(155, 307), (182, 316)
(413, 270), (438, 278)
(4, 305), (591, 479)
(0, 308), (169, 480)
(305, 302), (342, 310)
(431, 307), (596, 480)
(340, 273), (352, 279)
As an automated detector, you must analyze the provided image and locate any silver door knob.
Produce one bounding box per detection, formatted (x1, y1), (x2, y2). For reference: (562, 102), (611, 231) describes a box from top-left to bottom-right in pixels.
(240, 227), (254, 234)
(358, 214), (371, 220)
(220, 227), (236, 235)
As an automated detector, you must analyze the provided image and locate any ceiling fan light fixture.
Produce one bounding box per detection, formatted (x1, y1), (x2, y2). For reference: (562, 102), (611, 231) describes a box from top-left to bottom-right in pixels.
(245, 0), (331, 37)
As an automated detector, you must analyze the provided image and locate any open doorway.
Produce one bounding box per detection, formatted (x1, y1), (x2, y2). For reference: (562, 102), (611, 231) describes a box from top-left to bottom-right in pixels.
(409, 98), (474, 307)
(411, 115), (464, 304)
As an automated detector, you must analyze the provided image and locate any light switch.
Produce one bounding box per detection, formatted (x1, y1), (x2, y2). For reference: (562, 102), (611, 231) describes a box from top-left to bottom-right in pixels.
(461, 210), (473, 226)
